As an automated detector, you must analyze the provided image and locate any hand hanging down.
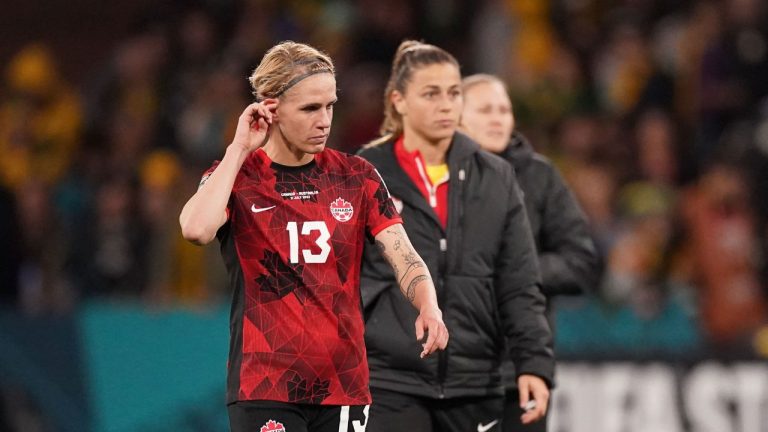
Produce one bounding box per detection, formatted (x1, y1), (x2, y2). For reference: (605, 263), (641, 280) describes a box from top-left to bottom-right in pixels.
(518, 374), (550, 424)
(374, 223), (449, 358)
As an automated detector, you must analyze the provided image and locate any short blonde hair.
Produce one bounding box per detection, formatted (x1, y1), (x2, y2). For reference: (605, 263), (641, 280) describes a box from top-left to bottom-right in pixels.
(248, 41), (335, 101)
(461, 74), (507, 96)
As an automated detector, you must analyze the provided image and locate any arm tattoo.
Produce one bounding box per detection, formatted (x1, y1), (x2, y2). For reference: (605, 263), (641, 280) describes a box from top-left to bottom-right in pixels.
(376, 239), (399, 278)
(398, 261), (425, 286)
(403, 251), (419, 265)
(388, 228), (418, 265)
(385, 227), (406, 241)
(405, 275), (428, 302)
(381, 228), (427, 298)
(375, 239), (386, 254)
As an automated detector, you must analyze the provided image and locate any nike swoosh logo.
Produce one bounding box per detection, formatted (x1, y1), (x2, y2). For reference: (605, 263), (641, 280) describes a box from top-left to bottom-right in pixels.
(251, 205), (276, 213)
(477, 420), (498, 432)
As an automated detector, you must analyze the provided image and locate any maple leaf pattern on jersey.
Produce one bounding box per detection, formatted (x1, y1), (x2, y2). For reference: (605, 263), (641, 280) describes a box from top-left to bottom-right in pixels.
(255, 250), (308, 302)
(274, 167), (322, 202)
(286, 371), (331, 403)
(373, 180), (398, 219)
(222, 150), (400, 406)
(330, 225), (356, 286)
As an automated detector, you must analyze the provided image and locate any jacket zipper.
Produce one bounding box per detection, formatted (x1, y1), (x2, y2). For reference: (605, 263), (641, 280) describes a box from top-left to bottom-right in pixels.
(437, 237), (448, 398)
(437, 165), (467, 397)
(453, 166), (467, 273)
(414, 157), (440, 208)
(412, 151), (456, 398)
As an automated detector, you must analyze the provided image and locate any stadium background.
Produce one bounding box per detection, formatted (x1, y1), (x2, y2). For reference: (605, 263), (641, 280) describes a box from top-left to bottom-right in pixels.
(1, 0), (767, 430)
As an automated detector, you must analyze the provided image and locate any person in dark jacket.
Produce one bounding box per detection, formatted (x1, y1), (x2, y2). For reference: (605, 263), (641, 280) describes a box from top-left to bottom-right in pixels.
(460, 73), (600, 432)
(358, 41), (554, 432)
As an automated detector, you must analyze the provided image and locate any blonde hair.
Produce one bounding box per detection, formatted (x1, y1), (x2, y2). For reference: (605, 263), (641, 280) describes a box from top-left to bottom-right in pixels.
(461, 73), (507, 95)
(248, 41), (335, 101)
(378, 40), (459, 139)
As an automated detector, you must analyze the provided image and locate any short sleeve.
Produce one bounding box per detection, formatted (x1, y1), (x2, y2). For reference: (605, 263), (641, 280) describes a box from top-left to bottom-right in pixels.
(362, 164), (402, 237)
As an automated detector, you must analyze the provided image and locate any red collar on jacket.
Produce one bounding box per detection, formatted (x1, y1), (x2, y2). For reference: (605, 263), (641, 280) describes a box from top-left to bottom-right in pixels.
(393, 135), (449, 227)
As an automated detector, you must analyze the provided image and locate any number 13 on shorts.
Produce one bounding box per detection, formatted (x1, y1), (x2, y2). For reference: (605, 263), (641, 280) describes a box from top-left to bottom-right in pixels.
(339, 405), (369, 432)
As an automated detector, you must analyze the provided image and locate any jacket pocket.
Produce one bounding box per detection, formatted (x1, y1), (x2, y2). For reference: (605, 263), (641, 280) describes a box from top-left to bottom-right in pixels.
(442, 275), (500, 363)
(360, 277), (391, 321)
(363, 284), (435, 374)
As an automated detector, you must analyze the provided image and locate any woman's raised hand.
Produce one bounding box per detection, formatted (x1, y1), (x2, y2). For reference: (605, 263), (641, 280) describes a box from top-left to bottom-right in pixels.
(231, 99), (278, 153)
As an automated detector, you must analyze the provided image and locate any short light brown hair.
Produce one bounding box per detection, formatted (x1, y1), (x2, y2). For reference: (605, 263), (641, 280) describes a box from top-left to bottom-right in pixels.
(248, 41), (335, 101)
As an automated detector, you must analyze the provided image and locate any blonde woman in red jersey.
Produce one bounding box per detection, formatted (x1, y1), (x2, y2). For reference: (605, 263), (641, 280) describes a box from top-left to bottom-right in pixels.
(179, 41), (448, 432)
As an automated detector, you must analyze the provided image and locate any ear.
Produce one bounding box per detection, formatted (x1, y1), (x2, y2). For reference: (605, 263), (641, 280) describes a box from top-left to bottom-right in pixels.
(391, 90), (406, 116)
(264, 98), (280, 123)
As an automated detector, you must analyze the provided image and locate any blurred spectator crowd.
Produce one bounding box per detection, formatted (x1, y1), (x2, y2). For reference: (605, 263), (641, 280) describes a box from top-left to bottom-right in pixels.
(2, 0), (768, 358)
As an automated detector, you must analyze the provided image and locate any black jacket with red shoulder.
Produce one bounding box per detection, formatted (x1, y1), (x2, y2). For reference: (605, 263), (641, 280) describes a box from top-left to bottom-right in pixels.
(357, 132), (554, 399)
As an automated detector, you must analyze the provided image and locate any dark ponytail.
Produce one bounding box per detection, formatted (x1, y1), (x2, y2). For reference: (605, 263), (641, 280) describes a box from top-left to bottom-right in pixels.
(378, 40), (459, 139)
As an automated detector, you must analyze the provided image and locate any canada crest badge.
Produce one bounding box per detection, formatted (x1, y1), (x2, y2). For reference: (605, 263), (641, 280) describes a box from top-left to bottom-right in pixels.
(330, 197), (354, 222)
(260, 419), (286, 432)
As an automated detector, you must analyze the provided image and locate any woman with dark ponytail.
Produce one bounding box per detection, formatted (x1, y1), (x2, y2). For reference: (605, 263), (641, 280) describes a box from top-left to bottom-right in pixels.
(357, 40), (553, 432)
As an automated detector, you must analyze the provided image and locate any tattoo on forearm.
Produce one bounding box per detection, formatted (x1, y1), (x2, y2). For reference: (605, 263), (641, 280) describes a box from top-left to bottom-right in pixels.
(376, 239), (399, 278)
(405, 275), (428, 302)
(381, 228), (427, 299)
(398, 261), (425, 286)
(385, 227), (405, 242)
(388, 230), (418, 265)
(403, 251), (419, 265)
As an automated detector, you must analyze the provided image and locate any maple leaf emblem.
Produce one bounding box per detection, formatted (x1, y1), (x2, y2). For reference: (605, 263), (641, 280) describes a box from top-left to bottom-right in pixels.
(330, 197), (354, 222)
(255, 250), (307, 302)
(374, 182), (398, 218)
(286, 372), (331, 404)
(260, 419), (286, 432)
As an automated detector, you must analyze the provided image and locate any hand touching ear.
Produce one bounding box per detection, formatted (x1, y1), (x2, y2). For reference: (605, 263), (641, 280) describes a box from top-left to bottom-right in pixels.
(232, 99), (279, 153)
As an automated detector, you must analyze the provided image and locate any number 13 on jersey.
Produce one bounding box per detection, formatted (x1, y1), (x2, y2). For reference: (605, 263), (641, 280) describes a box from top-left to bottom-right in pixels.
(286, 221), (331, 264)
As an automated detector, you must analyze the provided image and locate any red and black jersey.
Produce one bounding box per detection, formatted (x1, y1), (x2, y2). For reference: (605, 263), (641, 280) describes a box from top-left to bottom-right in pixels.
(203, 148), (401, 406)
